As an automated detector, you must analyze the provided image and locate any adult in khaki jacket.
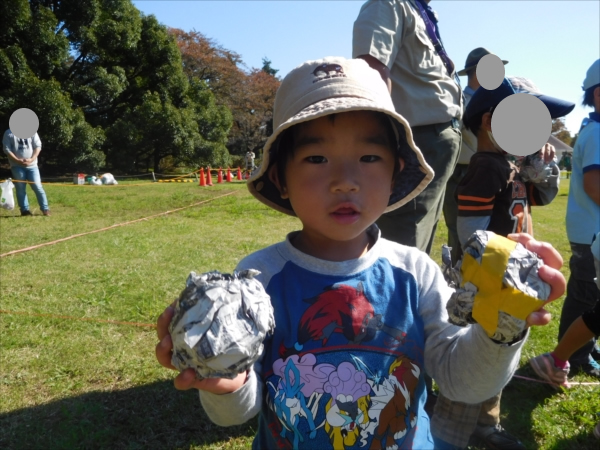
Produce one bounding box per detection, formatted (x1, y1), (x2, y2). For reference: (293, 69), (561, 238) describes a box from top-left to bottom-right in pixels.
(353, 0), (462, 255)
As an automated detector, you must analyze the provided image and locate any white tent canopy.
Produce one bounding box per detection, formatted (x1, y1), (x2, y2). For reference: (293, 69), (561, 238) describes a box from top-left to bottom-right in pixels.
(548, 135), (573, 158)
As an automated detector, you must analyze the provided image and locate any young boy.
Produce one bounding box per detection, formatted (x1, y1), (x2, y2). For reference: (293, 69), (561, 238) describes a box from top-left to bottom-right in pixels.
(530, 230), (600, 389)
(455, 77), (574, 245)
(431, 78), (574, 450)
(556, 59), (600, 378)
(155, 57), (565, 449)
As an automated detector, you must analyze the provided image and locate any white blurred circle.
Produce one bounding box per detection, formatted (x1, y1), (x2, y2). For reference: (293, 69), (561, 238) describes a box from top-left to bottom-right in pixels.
(9, 108), (39, 139)
(477, 54), (505, 90)
(491, 94), (551, 157)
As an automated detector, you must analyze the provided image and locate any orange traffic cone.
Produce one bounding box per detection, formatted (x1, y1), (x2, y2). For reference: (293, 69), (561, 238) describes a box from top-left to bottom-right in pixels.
(226, 167), (232, 182)
(198, 168), (206, 186)
(206, 167), (213, 186)
(217, 167), (223, 184)
(237, 167), (243, 180)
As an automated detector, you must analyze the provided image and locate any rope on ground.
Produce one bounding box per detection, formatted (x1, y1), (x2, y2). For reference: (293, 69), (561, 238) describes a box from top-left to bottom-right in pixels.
(512, 374), (600, 386)
(0, 309), (156, 329)
(0, 190), (237, 258)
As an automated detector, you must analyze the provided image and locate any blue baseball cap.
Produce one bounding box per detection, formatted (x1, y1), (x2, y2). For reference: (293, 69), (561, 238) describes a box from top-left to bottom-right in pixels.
(464, 77), (575, 131)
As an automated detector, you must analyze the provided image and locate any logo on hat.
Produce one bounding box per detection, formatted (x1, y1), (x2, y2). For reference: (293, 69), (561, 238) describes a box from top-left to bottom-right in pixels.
(312, 63), (345, 83)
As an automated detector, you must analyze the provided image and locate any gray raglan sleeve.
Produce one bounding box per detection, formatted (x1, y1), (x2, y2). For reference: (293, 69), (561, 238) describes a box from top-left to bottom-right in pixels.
(2, 130), (13, 156)
(417, 254), (527, 403)
(198, 359), (263, 426)
(32, 133), (42, 150)
(528, 164), (560, 206)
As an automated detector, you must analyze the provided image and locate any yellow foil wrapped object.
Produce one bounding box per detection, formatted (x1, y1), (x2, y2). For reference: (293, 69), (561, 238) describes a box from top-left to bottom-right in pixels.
(460, 233), (547, 338)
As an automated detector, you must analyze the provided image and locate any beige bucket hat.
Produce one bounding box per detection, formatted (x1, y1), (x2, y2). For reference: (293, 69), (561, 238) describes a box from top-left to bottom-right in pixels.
(247, 57), (434, 216)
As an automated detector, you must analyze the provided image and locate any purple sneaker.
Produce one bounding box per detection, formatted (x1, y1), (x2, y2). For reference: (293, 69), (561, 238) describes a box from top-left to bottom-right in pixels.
(529, 353), (570, 389)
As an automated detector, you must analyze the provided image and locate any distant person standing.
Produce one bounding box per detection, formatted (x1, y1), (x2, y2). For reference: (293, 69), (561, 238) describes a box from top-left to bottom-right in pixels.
(2, 129), (50, 216)
(558, 59), (600, 378)
(353, 0), (462, 254)
(562, 152), (572, 172)
(245, 150), (256, 172)
(443, 48), (508, 263)
(560, 151), (572, 178)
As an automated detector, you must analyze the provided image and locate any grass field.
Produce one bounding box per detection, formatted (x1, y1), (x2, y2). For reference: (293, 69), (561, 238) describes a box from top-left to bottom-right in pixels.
(0, 178), (598, 449)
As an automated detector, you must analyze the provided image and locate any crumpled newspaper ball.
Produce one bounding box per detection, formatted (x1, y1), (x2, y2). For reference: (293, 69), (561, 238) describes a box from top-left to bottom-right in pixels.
(169, 269), (275, 379)
(517, 153), (558, 184)
(443, 231), (550, 343)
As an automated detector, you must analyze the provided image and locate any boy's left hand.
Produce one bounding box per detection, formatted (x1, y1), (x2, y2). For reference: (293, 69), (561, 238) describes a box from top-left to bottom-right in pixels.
(507, 233), (565, 327)
(539, 143), (556, 164)
(155, 303), (248, 393)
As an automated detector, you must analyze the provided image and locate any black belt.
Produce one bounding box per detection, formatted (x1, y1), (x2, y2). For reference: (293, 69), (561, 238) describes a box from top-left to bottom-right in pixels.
(412, 118), (460, 131)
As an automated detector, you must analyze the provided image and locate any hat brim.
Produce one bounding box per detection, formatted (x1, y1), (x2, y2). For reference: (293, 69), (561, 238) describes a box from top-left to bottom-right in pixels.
(458, 59), (509, 76)
(248, 97), (434, 217)
(536, 94), (575, 119)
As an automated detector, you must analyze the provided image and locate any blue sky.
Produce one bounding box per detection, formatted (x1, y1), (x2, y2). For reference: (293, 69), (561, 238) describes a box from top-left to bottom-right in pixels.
(132, 0), (600, 135)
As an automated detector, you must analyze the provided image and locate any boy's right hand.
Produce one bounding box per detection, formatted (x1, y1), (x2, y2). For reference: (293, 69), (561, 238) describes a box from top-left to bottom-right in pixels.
(155, 304), (247, 394)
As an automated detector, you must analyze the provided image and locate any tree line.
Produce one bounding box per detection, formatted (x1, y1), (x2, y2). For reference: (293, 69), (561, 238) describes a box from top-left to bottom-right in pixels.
(0, 0), (280, 174)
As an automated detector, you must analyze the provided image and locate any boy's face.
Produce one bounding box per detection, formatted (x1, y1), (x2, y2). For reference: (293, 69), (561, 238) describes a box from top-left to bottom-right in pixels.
(273, 111), (400, 260)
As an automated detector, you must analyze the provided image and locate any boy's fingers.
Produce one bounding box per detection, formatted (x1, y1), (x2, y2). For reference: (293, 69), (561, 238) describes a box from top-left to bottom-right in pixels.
(194, 372), (247, 394)
(155, 334), (176, 370)
(541, 143), (555, 163)
(526, 308), (552, 327)
(507, 233), (563, 270)
(174, 369), (201, 391)
(156, 305), (175, 341)
(537, 265), (566, 302)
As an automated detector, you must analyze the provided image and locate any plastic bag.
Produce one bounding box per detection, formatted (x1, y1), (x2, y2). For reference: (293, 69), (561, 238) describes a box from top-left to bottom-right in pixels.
(169, 270), (275, 379)
(100, 173), (118, 185)
(519, 153), (558, 184)
(89, 176), (103, 185)
(1, 179), (15, 210)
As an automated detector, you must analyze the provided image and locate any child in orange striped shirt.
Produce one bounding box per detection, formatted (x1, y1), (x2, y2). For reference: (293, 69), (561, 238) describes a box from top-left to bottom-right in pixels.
(455, 78), (572, 248)
(432, 77), (574, 450)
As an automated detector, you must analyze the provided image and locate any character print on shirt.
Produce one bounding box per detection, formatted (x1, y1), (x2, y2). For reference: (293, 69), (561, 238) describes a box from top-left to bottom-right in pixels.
(266, 353), (422, 449)
(268, 354), (329, 448)
(279, 283), (407, 359)
(17, 138), (30, 151)
(323, 361), (372, 449)
(510, 180), (527, 233)
(364, 355), (420, 449)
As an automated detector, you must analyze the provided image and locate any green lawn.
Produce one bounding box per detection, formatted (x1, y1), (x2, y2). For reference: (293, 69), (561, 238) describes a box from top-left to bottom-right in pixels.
(0, 178), (598, 449)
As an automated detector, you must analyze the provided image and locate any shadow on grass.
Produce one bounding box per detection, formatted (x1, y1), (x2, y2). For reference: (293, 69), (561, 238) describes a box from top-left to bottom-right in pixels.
(487, 368), (600, 450)
(0, 380), (257, 449)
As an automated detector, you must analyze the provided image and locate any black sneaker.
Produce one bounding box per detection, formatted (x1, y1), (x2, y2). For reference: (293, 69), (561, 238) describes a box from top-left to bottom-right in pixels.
(21, 210), (32, 216)
(473, 424), (526, 450)
(571, 359), (600, 378)
(591, 345), (600, 362)
(424, 390), (437, 418)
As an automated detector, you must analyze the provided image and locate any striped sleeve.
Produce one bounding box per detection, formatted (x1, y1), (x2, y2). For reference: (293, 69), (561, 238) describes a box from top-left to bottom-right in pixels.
(456, 164), (502, 217)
